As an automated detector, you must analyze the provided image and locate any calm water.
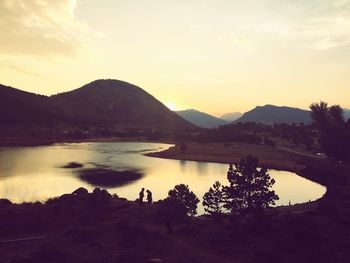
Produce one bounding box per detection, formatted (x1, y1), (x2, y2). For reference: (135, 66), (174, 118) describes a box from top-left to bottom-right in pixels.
(0, 142), (326, 213)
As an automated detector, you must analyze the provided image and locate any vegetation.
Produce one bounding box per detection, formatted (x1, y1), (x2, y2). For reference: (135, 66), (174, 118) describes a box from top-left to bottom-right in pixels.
(168, 184), (199, 217)
(202, 156), (278, 216)
(156, 197), (188, 234)
(223, 156), (279, 213)
(202, 181), (225, 216)
(310, 101), (350, 162)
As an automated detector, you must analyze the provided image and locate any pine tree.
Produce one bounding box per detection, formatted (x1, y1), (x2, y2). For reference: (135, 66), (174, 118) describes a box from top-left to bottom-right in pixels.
(203, 181), (225, 216)
(223, 156), (279, 213)
(168, 184), (199, 217)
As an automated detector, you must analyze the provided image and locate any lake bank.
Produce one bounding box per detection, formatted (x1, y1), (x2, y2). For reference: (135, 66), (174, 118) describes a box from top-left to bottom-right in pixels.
(146, 142), (315, 173)
(0, 136), (175, 147)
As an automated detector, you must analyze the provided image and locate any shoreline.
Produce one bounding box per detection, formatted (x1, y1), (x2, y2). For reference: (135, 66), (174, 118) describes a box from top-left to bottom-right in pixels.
(0, 137), (175, 147)
(145, 142), (313, 174)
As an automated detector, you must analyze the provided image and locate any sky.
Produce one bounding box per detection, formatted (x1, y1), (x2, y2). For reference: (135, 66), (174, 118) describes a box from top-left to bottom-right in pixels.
(0, 0), (350, 116)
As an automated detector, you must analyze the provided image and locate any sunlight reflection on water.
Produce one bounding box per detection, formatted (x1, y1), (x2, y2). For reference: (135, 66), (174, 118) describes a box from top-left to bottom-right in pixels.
(0, 142), (326, 213)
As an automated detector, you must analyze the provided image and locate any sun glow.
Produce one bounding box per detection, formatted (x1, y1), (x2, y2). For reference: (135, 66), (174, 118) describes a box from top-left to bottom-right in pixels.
(164, 102), (178, 111)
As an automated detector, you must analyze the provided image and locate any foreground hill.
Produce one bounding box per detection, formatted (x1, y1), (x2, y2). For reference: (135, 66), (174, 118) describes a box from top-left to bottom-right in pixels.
(220, 112), (242, 122)
(0, 80), (196, 136)
(50, 80), (196, 132)
(235, 105), (312, 125)
(0, 84), (48, 125)
(175, 109), (227, 128)
(0, 84), (54, 126)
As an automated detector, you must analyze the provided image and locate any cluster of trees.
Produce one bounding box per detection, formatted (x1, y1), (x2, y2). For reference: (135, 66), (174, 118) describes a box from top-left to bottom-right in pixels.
(176, 122), (319, 150)
(310, 102), (350, 162)
(157, 156), (278, 232)
(177, 123), (272, 145)
(203, 156), (279, 216)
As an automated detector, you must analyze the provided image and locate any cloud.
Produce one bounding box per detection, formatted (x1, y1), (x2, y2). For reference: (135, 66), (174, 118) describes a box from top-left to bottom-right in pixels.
(0, 61), (47, 79)
(255, 0), (350, 50)
(0, 0), (92, 57)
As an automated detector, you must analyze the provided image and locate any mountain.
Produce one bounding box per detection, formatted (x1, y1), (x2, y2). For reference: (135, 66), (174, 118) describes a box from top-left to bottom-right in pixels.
(0, 80), (196, 133)
(175, 109), (227, 128)
(0, 84), (54, 126)
(234, 104), (312, 125)
(220, 112), (242, 122)
(50, 79), (196, 131)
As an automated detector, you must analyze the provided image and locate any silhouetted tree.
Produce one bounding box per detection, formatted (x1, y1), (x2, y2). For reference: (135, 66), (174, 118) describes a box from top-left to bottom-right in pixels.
(310, 102), (350, 161)
(203, 181), (225, 216)
(168, 184), (199, 217)
(310, 101), (329, 129)
(156, 197), (187, 234)
(223, 156), (279, 213)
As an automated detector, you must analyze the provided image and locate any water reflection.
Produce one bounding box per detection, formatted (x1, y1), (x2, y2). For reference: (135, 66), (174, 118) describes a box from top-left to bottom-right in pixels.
(0, 142), (326, 213)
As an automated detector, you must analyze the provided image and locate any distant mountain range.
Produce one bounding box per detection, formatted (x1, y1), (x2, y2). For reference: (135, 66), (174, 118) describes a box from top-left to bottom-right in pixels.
(0, 80), (196, 133)
(1, 80), (348, 136)
(234, 105), (312, 125)
(175, 109), (227, 128)
(220, 112), (242, 122)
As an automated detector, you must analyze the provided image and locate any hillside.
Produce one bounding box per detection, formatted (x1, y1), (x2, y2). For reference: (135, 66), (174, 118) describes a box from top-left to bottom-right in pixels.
(235, 104), (312, 125)
(0, 84), (55, 126)
(0, 80), (197, 137)
(175, 109), (227, 128)
(220, 112), (242, 122)
(50, 79), (196, 132)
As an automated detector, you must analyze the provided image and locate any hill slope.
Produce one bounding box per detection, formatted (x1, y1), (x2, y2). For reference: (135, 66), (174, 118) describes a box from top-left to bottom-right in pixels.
(0, 84), (53, 126)
(50, 79), (196, 131)
(235, 105), (312, 125)
(175, 109), (227, 128)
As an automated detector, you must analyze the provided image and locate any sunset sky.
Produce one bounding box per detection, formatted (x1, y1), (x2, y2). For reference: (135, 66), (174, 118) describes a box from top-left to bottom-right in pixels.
(1, 0), (349, 116)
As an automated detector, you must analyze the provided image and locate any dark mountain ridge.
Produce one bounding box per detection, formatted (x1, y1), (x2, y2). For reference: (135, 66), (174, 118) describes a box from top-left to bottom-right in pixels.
(50, 79), (195, 131)
(0, 84), (54, 126)
(0, 80), (196, 134)
(235, 104), (312, 125)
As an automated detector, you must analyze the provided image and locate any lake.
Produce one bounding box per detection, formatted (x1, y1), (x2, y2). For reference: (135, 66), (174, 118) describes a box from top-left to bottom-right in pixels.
(0, 142), (326, 213)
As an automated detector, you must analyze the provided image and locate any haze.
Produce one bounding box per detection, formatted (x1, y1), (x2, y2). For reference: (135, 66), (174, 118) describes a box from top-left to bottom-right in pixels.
(1, 0), (349, 116)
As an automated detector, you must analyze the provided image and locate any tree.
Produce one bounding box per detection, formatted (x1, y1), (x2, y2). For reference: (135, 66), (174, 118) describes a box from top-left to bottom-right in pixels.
(203, 181), (225, 216)
(223, 156), (279, 213)
(310, 101), (329, 129)
(168, 184), (199, 217)
(310, 102), (350, 161)
(156, 197), (188, 234)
